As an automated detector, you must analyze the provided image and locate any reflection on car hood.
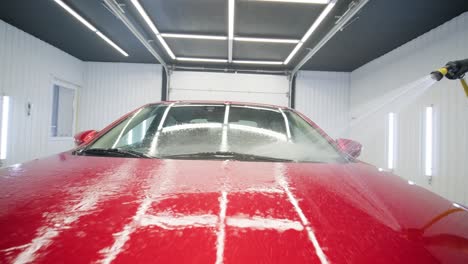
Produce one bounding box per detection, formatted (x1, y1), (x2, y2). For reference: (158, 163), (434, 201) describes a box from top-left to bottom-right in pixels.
(0, 153), (467, 263)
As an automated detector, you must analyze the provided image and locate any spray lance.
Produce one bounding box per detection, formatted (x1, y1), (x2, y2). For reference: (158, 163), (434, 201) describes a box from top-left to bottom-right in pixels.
(430, 58), (468, 97)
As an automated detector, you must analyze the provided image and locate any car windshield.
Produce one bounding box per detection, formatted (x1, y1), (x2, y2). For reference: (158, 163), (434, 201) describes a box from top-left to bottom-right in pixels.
(83, 103), (345, 163)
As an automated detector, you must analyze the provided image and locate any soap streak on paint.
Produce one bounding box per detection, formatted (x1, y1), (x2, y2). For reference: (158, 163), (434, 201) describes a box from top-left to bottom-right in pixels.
(275, 163), (329, 264)
(227, 216), (303, 231)
(11, 160), (138, 264)
(99, 160), (175, 264)
(140, 214), (218, 229)
(215, 190), (228, 264)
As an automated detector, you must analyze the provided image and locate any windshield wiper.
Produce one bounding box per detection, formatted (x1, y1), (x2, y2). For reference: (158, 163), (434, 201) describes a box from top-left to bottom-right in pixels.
(77, 148), (152, 158)
(159, 151), (293, 162)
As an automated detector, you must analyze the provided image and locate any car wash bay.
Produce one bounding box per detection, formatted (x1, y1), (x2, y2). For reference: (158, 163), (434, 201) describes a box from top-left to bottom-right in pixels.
(0, 0), (467, 206)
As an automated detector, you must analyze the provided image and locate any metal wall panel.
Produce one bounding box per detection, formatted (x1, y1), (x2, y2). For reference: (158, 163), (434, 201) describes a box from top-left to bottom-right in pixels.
(295, 71), (351, 139)
(0, 19), (84, 166)
(350, 12), (468, 205)
(78, 62), (162, 131)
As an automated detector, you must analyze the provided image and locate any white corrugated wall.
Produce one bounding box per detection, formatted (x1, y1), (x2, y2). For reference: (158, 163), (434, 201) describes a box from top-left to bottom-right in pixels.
(78, 62), (162, 131)
(0, 19), (84, 166)
(350, 12), (468, 205)
(295, 71), (350, 139)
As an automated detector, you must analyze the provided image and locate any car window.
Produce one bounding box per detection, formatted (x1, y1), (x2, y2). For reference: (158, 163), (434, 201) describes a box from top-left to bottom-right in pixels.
(84, 103), (345, 163)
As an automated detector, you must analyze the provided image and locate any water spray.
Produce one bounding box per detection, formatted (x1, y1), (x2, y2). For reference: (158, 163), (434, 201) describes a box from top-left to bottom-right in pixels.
(430, 58), (468, 97)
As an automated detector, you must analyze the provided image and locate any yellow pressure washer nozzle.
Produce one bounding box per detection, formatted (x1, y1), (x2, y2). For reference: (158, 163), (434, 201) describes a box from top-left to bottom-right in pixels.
(430, 67), (448, 81)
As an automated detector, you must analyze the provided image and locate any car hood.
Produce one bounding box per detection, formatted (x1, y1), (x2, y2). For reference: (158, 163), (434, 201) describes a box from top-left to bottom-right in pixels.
(1, 153), (467, 264)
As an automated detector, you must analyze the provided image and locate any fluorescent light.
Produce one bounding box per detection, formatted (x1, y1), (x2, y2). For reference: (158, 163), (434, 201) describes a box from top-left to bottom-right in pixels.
(425, 106), (433, 176)
(131, 0), (175, 59)
(284, 42), (303, 64)
(407, 180), (415, 185)
(254, 0), (329, 3)
(228, 0), (235, 62)
(387, 112), (395, 170)
(54, 0), (97, 32)
(228, 0), (235, 40)
(161, 33), (227, 40)
(54, 0), (128, 57)
(1, 96), (10, 160)
(234, 37), (299, 44)
(233, 60), (283, 65)
(130, 0), (159, 35)
(301, 0), (336, 42)
(96, 31), (129, 57)
(177, 57), (228, 63)
(157, 35), (176, 59)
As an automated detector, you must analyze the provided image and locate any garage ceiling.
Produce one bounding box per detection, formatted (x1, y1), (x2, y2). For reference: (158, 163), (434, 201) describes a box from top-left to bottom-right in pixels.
(1, 0), (467, 72)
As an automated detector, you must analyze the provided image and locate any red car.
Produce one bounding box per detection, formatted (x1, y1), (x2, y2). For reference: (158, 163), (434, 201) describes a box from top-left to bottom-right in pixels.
(1, 101), (467, 264)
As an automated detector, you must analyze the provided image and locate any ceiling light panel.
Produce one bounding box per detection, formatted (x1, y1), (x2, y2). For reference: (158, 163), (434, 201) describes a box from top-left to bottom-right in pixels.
(130, 0), (159, 35)
(228, 0), (235, 62)
(54, 0), (128, 56)
(234, 37), (299, 44)
(177, 57), (229, 63)
(131, 0), (178, 60)
(301, 0), (337, 42)
(96, 32), (129, 56)
(156, 35), (176, 59)
(254, 0), (329, 3)
(233, 60), (283, 65)
(283, 42), (303, 64)
(161, 33), (227, 40)
(54, 0), (96, 31)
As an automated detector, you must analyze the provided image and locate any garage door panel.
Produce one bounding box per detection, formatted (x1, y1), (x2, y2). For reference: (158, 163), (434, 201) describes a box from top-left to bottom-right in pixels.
(169, 71), (289, 107)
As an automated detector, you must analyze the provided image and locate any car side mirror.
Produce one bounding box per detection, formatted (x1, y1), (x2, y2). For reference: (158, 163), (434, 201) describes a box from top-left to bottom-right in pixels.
(74, 130), (98, 146)
(336, 138), (362, 158)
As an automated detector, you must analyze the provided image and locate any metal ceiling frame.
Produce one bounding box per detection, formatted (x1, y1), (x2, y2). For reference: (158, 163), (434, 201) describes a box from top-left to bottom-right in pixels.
(291, 0), (370, 75)
(103, 0), (168, 70)
(129, 0), (336, 66)
(288, 0), (370, 108)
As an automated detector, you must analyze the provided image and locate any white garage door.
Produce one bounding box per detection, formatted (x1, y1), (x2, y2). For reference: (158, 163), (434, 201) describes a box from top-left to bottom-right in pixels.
(169, 71), (290, 107)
